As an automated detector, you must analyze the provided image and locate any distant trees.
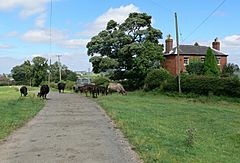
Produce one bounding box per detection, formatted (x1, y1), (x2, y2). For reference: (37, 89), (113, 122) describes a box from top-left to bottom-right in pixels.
(222, 63), (239, 77)
(11, 57), (77, 86)
(49, 62), (77, 83)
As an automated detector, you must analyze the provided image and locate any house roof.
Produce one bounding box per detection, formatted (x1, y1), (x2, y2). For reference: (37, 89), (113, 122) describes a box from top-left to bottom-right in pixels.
(165, 44), (228, 56)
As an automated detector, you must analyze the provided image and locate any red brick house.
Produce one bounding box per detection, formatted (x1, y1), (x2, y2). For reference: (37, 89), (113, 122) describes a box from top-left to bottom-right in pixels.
(162, 36), (228, 76)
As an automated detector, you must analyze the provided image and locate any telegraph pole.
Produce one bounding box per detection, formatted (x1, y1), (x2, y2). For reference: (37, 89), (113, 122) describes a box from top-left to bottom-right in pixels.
(57, 55), (62, 81)
(175, 12), (182, 93)
(48, 59), (51, 85)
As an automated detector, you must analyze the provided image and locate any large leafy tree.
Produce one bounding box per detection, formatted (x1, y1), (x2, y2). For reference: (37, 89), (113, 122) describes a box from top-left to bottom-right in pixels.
(11, 57), (48, 86)
(11, 60), (33, 85)
(203, 48), (220, 76)
(32, 56), (49, 86)
(87, 12), (164, 88)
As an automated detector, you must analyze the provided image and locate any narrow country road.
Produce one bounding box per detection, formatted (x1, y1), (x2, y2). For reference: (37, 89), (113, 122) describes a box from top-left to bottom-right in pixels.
(0, 92), (141, 163)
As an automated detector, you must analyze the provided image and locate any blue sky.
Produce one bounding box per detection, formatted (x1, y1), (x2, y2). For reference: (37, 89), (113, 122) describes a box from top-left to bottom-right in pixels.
(0, 0), (239, 74)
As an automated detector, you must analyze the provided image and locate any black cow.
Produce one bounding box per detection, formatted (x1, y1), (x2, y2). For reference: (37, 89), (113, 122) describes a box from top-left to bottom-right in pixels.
(38, 85), (50, 99)
(20, 86), (28, 97)
(58, 82), (66, 93)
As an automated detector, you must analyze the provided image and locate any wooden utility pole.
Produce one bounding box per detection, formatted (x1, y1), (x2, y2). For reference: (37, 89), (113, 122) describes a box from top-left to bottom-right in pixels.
(48, 59), (51, 85)
(57, 55), (62, 81)
(175, 12), (182, 93)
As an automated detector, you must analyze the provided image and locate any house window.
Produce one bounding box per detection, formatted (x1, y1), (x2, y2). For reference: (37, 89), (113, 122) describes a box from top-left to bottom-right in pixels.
(184, 57), (189, 65)
(201, 57), (205, 63)
(217, 57), (221, 65)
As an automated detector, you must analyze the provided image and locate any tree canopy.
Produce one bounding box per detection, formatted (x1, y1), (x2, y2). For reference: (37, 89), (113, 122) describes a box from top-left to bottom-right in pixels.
(87, 12), (164, 89)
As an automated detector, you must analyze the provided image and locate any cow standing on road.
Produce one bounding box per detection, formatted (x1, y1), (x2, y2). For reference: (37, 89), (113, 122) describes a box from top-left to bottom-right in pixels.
(58, 82), (66, 93)
(20, 86), (28, 97)
(38, 85), (50, 99)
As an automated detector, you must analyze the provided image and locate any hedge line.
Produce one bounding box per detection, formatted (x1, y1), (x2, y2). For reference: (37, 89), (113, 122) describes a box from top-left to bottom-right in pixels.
(164, 76), (240, 97)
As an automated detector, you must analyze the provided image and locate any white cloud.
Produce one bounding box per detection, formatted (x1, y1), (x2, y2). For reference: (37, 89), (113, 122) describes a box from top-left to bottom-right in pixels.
(61, 39), (90, 49)
(222, 35), (240, 48)
(35, 12), (47, 28)
(0, 44), (12, 49)
(195, 35), (240, 66)
(79, 4), (140, 37)
(221, 35), (240, 65)
(22, 28), (67, 43)
(0, 0), (50, 17)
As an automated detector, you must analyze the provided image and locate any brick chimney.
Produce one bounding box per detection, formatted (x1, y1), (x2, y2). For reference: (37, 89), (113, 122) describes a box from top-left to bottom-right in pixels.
(165, 34), (173, 53)
(212, 37), (220, 51)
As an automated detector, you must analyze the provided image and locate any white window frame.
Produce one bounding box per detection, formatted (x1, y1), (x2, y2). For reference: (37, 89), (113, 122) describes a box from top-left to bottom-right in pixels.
(217, 57), (221, 65)
(184, 57), (189, 65)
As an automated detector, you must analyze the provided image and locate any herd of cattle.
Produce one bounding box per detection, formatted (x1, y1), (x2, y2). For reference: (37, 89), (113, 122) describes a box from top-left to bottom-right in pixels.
(19, 82), (127, 99)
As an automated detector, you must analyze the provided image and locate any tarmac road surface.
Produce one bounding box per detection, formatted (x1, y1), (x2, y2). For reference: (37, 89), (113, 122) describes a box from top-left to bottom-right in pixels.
(0, 92), (141, 163)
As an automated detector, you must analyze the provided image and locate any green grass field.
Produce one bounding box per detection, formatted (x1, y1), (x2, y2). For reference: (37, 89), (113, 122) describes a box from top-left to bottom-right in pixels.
(0, 86), (45, 140)
(96, 92), (240, 163)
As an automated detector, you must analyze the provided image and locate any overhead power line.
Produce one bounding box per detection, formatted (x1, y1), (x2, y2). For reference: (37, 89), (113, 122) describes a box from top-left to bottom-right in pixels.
(49, 0), (53, 53)
(48, 0), (53, 85)
(148, 0), (174, 14)
(183, 0), (227, 42)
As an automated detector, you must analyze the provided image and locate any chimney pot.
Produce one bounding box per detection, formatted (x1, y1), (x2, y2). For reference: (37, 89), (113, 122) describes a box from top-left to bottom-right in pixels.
(212, 37), (220, 51)
(165, 35), (173, 53)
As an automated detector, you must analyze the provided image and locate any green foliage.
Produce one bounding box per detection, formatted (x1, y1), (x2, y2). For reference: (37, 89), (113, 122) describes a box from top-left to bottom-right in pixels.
(186, 60), (204, 75)
(11, 57), (48, 86)
(49, 82), (57, 89)
(87, 12), (164, 89)
(11, 60), (33, 85)
(12, 59), (77, 87)
(96, 92), (240, 162)
(222, 63), (240, 77)
(49, 62), (78, 82)
(65, 80), (75, 90)
(92, 76), (110, 86)
(89, 56), (119, 73)
(203, 48), (220, 76)
(144, 68), (171, 90)
(181, 75), (240, 97)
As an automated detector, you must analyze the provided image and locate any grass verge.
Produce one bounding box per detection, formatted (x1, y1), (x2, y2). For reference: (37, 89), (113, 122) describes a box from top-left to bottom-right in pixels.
(0, 86), (45, 140)
(96, 91), (240, 162)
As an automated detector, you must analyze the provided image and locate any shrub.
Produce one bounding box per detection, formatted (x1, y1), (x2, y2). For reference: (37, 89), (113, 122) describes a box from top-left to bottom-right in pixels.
(49, 82), (57, 89)
(186, 61), (204, 75)
(144, 68), (171, 91)
(162, 76), (178, 92)
(65, 80), (75, 90)
(92, 76), (110, 86)
(40, 81), (49, 86)
(181, 76), (240, 97)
